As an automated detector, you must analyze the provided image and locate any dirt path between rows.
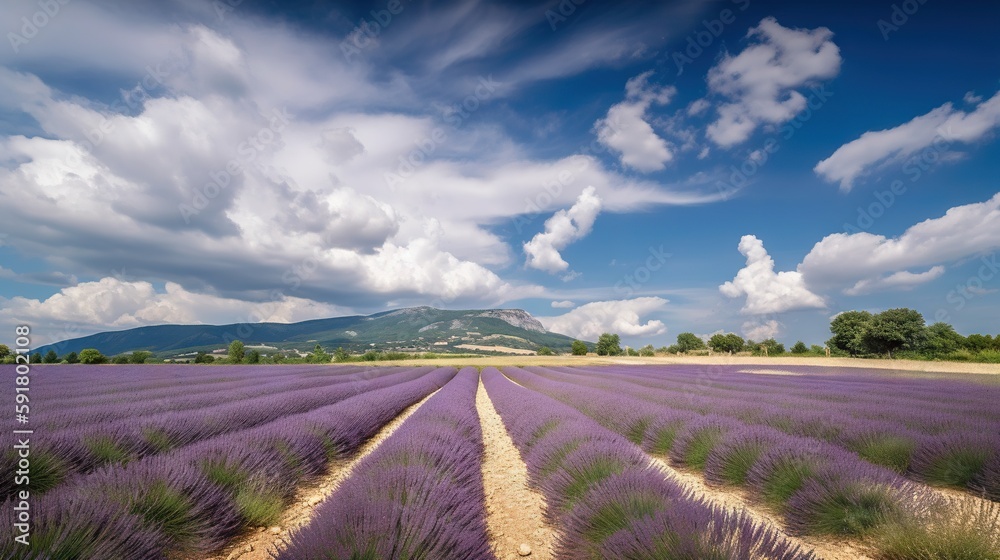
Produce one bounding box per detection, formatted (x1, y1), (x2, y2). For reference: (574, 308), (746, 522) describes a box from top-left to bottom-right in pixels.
(648, 457), (874, 560)
(202, 391), (438, 560)
(476, 378), (557, 560)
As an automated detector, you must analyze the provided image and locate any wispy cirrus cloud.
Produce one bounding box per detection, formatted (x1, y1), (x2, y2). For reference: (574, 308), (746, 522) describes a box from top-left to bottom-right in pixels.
(815, 90), (1000, 190)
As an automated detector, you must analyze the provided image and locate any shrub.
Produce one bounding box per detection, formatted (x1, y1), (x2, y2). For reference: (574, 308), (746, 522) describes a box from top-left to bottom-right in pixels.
(79, 349), (108, 364)
(84, 436), (133, 465)
(873, 498), (1000, 560)
(571, 340), (588, 355)
(705, 428), (778, 487)
(850, 434), (915, 474)
(973, 350), (1000, 363)
(130, 351), (153, 364)
(193, 352), (214, 363)
(227, 340), (245, 363)
(672, 422), (726, 471)
(913, 434), (990, 489)
(750, 452), (819, 508)
(791, 478), (905, 536)
(645, 421), (683, 456)
(596, 333), (622, 356)
(333, 347), (350, 362)
(675, 332), (706, 353)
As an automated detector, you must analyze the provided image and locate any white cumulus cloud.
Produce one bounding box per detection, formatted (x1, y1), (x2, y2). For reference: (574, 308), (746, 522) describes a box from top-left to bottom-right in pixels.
(799, 192), (1000, 291)
(844, 267), (946, 296)
(524, 186), (603, 274)
(595, 71), (675, 172)
(814, 90), (1000, 190)
(537, 297), (668, 340)
(706, 17), (841, 147)
(742, 319), (781, 340)
(551, 300), (576, 308)
(720, 235), (826, 314)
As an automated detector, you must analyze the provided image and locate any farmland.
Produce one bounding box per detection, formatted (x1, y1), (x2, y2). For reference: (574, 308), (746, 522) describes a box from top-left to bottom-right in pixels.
(2, 364), (999, 559)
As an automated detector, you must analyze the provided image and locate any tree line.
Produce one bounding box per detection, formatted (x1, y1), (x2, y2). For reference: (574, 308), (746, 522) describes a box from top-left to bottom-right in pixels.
(827, 308), (1000, 361)
(560, 307), (998, 363)
(4, 307), (994, 364)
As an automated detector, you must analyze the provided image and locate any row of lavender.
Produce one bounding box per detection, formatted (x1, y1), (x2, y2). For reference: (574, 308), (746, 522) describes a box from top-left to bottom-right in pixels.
(534, 364), (1000, 499)
(0, 366), (436, 499)
(482, 367), (812, 559)
(33, 365), (376, 429)
(1, 364), (356, 407)
(279, 368), (496, 559)
(0, 366), (454, 559)
(503, 366), (999, 556)
(583, 364), (1000, 435)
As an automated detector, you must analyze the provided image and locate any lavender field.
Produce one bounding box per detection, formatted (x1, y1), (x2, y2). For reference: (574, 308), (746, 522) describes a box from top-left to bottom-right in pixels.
(2, 363), (999, 559)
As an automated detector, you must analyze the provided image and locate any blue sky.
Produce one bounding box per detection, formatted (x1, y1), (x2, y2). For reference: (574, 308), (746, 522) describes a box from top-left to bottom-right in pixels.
(1, 0), (998, 348)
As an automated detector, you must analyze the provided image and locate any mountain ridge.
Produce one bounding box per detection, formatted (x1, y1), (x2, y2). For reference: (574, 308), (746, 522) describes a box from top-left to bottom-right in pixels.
(33, 307), (581, 358)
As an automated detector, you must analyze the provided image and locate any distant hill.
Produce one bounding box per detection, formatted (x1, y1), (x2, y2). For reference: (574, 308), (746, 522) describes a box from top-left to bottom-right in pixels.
(33, 307), (583, 358)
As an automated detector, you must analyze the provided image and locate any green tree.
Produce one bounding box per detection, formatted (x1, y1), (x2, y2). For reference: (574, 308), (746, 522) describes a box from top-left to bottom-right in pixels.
(194, 352), (215, 364)
(791, 341), (809, 354)
(130, 351), (153, 364)
(310, 344), (331, 363)
(828, 310), (874, 355)
(64, 351), (79, 364)
(708, 333), (744, 354)
(228, 340), (245, 363)
(113, 354), (131, 364)
(43, 350), (59, 363)
(964, 334), (993, 353)
(333, 347), (350, 362)
(78, 348), (108, 364)
(570, 340), (588, 356)
(639, 344), (655, 357)
(863, 308), (926, 358)
(921, 323), (966, 357)
(537, 346), (554, 356)
(0, 344), (9, 361)
(30, 352), (42, 364)
(675, 332), (706, 353)
(246, 350), (261, 364)
(596, 333), (622, 356)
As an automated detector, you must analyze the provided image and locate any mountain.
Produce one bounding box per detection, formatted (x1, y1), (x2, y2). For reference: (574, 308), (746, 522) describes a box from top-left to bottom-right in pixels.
(33, 307), (582, 358)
